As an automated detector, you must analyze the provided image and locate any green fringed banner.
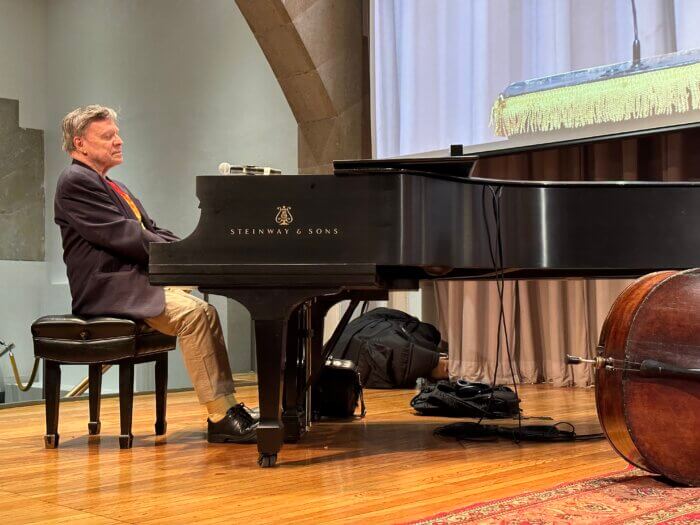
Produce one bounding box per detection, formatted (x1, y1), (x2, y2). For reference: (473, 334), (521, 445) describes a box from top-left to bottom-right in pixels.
(491, 52), (700, 137)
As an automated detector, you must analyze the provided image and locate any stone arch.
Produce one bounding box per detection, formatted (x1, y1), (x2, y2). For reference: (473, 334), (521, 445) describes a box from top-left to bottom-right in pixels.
(235, 0), (370, 173)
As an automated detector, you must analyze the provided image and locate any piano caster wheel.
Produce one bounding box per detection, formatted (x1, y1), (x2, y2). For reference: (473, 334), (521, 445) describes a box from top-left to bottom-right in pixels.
(44, 434), (59, 449)
(258, 453), (277, 468)
(119, 434), (134, 449)
(155, 420), (167, 436)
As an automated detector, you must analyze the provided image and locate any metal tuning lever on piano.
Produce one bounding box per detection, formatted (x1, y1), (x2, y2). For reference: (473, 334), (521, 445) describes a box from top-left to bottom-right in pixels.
(218, 162), (282, 176)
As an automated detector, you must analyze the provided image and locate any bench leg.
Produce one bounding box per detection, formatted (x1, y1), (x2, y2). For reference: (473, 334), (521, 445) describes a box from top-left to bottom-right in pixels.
(119, 361), (134, 449)
(88, 364), (102, 435)
(44, 360), (60, 448)
(155, 353), (168, 436)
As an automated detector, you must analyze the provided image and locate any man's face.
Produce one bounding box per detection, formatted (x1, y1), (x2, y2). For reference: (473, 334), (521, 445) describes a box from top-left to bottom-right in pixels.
(74, 118), (123, 174)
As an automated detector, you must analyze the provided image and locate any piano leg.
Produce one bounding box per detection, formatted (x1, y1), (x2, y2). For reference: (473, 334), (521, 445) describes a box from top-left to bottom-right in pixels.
(253, 318), (287, 467)
(205, 287), (341, 467)
(204, 288), (386, 467)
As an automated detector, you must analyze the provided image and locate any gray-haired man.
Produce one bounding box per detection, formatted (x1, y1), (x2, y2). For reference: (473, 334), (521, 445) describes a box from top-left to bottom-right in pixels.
(54, 105), (257, 442)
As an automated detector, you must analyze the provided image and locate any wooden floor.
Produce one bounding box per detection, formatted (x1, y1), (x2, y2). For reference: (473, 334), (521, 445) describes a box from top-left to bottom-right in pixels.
(0, 382), (626, 524)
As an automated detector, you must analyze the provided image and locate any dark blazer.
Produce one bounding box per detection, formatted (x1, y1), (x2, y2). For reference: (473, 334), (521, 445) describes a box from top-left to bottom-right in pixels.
(54, 160), (180, 319)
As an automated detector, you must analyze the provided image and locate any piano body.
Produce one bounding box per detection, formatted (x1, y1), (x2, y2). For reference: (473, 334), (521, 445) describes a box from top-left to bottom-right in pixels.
(150, 123), (700, 467)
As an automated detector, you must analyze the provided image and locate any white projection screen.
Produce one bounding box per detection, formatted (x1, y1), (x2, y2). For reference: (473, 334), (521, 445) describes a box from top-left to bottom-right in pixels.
(370, 0), (700, 158)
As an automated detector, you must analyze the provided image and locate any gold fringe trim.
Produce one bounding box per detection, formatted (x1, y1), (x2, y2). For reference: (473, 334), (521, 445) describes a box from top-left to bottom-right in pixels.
(490, 62), (700, 136)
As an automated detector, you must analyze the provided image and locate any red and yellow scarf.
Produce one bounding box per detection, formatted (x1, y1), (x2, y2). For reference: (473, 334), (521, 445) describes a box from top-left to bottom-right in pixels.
(106, 179), (143, 225)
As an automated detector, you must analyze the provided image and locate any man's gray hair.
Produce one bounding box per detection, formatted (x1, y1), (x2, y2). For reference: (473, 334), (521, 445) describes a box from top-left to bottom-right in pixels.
(61, 105), (118, 152)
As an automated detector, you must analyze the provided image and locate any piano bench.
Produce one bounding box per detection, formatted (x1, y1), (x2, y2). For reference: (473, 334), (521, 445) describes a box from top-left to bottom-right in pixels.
(31, 315), (177, 449)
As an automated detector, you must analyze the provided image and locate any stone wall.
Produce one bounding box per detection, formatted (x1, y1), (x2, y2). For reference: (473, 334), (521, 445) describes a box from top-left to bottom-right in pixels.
(235, 0), (370, 174)
(0, 97), (44, 261)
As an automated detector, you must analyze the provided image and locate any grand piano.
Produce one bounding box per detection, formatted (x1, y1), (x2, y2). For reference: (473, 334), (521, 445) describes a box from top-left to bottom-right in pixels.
(150, 123), (700, 467)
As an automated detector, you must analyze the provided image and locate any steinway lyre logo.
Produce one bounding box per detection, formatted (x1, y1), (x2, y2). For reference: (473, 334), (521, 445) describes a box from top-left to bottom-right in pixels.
(229, 204), (339, 237)
(275, 205), (293, 226)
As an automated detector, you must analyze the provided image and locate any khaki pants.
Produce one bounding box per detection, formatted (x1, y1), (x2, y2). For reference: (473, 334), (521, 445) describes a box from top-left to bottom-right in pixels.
(144, 287), (235, 404)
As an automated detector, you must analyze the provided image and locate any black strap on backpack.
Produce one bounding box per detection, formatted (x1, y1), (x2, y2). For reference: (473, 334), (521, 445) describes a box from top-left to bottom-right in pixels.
(324, 307), (442, 389)
(306, 298), (362, 394)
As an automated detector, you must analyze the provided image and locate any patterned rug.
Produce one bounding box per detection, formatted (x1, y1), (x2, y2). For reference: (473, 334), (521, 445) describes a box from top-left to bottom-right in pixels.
(408, 468), (700, 524)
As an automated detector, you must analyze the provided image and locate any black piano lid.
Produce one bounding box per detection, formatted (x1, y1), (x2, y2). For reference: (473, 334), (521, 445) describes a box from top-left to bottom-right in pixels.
(333, 156), (477, 179)
(333, 120), (700, 187)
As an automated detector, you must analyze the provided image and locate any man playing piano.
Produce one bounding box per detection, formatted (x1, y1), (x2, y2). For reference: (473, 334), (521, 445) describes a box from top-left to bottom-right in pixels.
(54, 105), (258, 443)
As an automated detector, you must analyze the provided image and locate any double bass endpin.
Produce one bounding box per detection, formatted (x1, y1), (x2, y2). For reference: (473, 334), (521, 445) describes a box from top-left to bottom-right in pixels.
(566, 354), (612, 369)
(567, 354), (700, 380)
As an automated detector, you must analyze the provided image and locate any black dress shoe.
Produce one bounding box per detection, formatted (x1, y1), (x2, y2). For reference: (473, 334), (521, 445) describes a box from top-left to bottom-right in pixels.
(207, 404), (258, 443)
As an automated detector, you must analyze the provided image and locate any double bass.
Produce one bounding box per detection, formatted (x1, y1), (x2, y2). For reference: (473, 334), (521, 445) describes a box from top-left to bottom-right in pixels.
(570, 269), (700, 486)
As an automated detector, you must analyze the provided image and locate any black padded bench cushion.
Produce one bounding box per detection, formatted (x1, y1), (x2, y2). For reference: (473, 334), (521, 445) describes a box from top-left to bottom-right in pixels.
(32, 315), (176, 364)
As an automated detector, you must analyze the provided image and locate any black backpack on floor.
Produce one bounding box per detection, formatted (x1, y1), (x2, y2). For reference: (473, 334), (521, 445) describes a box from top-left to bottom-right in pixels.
(326, 307), (443, 389)
(410, 380), (521, 418)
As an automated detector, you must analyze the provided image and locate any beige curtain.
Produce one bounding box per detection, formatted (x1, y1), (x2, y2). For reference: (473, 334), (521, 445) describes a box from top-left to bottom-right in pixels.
(437, 129), (699, 386)
(436, 279), (631, 386)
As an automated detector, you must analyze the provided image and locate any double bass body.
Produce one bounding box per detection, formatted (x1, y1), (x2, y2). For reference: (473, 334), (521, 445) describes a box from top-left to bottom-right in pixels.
(595, 269), (700, 486)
